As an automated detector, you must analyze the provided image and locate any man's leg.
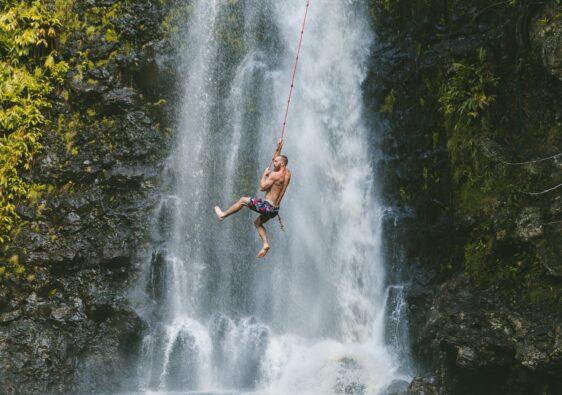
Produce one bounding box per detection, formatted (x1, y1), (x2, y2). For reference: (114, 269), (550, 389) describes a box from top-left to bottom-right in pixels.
(254, 215), (270, 258)
(214, 197), (249, 220)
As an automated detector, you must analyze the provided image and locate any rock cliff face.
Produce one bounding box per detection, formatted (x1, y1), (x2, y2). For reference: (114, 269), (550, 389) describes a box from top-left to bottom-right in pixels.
(0, 0), (177, 392)
(369, 1), (561, 394)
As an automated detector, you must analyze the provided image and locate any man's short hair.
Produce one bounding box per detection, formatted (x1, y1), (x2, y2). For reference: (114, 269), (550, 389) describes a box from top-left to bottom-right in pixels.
(280, 155), (288, 166)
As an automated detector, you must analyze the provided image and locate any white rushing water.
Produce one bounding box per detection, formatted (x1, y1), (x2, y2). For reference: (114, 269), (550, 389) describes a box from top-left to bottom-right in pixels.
(131, 0), (410, 393)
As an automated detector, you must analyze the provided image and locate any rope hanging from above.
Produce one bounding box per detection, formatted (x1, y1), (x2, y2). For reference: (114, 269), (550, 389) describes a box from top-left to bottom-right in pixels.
(279, 0), (311, 141)
(273, 0), (311, 232)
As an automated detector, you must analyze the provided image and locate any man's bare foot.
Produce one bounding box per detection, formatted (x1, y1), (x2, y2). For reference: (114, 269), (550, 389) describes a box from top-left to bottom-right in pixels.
(214, 206), (224, 221)
(257, 244), (270, 258)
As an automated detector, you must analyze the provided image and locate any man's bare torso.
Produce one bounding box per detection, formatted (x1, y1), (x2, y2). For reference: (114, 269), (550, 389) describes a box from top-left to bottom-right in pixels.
(264, 169), (290, 207)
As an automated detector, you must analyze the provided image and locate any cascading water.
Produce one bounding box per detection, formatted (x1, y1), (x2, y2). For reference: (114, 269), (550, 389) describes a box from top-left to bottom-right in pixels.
(131, 0), (411, 393)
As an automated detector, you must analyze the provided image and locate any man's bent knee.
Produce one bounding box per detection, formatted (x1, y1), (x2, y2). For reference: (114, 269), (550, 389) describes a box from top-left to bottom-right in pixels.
(240, 197), (250, 205)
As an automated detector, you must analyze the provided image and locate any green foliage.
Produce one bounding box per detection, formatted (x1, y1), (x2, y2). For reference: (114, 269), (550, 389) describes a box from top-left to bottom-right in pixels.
(439, 50), (498, 125)
(437, 49), (501, 215)
(0, 0), (69, 245)
(464, 239), (491, 283)
(0, 254), (24, 279)
(379, 0), (392, 12)
(162, 0), (194, 38)
(380, 89), (395, 113)
(79, 2), (122, 44)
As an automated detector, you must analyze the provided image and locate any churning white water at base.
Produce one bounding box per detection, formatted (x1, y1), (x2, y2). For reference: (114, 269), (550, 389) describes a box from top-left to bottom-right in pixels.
(130, 0), (411, 393)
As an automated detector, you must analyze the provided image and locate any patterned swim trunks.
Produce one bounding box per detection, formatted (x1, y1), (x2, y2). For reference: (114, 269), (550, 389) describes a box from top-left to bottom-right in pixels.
(247, 197), (279, 220)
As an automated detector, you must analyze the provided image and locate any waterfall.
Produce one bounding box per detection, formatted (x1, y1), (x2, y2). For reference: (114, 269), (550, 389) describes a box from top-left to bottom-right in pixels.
(131, 0), (410, 393)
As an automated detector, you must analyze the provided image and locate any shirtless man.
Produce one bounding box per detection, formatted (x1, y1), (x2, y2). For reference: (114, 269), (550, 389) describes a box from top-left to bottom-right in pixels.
(214, 139), (291, 258)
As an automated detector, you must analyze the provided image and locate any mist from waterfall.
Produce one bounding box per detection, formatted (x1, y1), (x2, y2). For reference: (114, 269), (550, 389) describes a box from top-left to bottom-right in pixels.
(130, 0), (411, 393)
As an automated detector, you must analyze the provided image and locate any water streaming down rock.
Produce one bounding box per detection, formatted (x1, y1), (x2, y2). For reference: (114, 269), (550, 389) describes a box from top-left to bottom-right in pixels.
(131, 0), (410, 392)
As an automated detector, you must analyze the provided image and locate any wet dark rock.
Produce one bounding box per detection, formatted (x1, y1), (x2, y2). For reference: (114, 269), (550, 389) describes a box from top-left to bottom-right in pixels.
(407, 375), (439, 395)
(384, 379), (410, 395)
(69, 72), (108, 101)
(0, 0), (175, 393)
(102, 87), (139, 112)
(541, 256), (562, 278)
(64, 211), (81, 225)
(0, 290), (144, 393)
(371, 1), (562, 394)
(108, 163), (159, 187)
(147, 249), (167, 303)
(411, 275), (561, 393)
(0, 310), (21, 324)
(516, 207), (543, 241)
(455, 346), (478, 369)
(530, 3), (562, 81)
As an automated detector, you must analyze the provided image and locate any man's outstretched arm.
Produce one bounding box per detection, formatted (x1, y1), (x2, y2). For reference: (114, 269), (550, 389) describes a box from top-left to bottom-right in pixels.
(273, 138), (283, 158)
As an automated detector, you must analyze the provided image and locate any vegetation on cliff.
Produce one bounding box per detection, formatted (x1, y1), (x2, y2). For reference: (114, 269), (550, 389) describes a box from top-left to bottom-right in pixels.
(0, 0), (69, 245)
(371, 0), (561, 303)
(0, 0), (174, 392)
(0, 0), (175, 278)
(370, 1), (561, 392)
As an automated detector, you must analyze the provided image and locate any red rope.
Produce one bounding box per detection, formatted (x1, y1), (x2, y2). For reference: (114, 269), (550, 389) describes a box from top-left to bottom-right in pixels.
(279, 0), (311, 141)
(275, 0), (311, 232)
